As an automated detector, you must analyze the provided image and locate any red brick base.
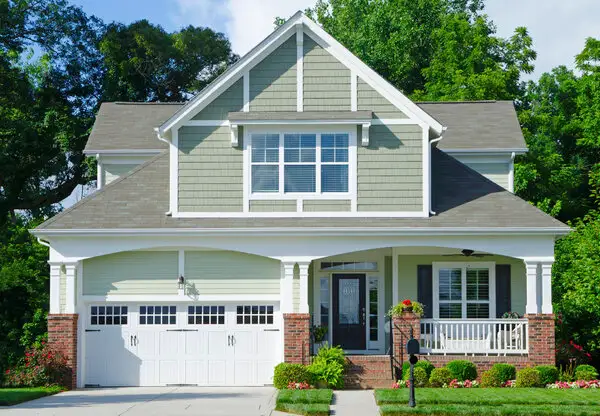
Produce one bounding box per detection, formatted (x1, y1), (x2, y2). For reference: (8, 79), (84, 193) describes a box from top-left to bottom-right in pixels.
(283, 313), (310, 365)
(526, 314), (555, 366)
(48, 314), (78, 389)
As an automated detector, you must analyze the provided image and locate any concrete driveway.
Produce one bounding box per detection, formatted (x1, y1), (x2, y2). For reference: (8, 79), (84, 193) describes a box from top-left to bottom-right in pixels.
(1, 387), (277, 416)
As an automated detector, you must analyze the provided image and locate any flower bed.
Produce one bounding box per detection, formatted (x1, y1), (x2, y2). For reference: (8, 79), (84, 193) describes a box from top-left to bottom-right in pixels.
(547, 380), (600, 389)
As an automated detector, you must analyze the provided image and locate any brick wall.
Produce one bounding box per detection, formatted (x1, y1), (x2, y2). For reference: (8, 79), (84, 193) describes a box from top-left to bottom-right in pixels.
(48, 314), (78, 389)
(283, 313), (310, 365)
(526, 314), (555, 366)
(392, 312), (420, 372)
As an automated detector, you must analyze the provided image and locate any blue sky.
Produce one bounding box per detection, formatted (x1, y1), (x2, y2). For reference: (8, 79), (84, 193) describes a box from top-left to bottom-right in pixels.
(69, 0), (600, 81)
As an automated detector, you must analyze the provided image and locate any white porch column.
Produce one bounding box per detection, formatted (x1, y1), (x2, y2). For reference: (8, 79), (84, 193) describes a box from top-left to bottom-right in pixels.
(525, 261), (539, 314)
(298, 262), (310, 313)
(541, 261), (553, 314)
(392, 247), (399, 305)
(49, 263), (61, 314)
(64, 263), (78, 314)
(281, 262), (295, 314)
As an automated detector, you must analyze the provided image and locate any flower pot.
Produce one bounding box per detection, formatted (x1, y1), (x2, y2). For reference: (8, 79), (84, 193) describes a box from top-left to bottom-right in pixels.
(313, 341), (325, 355)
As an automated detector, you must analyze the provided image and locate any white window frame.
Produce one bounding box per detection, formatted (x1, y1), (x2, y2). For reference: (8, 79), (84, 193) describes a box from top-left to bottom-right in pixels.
(244, 125), (357, 204)
(432, 262), (496, 320)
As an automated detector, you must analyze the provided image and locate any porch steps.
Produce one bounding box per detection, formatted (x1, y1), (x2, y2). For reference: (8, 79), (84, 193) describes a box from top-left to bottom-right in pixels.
(344, 355), (395, 389)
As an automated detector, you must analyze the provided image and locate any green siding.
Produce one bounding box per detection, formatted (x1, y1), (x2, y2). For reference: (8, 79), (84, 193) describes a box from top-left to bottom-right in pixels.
(303, 200), (351, 212)
(250, 200), (296, 212)
(184, 251), (280, 295)
(303, 35), (351, 111)
(178, 126), (243, 212)
(357, 78), (407, 119)
(83, 251), (178, 295)
(357, 124), (423, 211)
(396, 255), (526, 316)
(103, 164), (138, 186)
(249, 36), (297, 112)
(192, 79), (243, 120)
(463, 162), (510, 190)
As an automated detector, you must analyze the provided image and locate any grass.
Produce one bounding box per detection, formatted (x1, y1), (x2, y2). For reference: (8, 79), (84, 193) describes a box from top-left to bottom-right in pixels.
(375, 388), (600, 416)
(0, 386), (64, 406)
(275, 389), (333, 416)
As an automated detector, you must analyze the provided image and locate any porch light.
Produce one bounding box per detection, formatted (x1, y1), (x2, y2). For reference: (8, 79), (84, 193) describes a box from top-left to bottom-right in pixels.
(178, 275), (185, 290)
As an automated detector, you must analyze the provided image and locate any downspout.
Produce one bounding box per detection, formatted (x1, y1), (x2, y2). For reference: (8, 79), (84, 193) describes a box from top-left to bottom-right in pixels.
(37, 237), (51, 248)
(154, 127), (172, 216)
(428, 127), (447, 216)
(508, 152), (516, 193)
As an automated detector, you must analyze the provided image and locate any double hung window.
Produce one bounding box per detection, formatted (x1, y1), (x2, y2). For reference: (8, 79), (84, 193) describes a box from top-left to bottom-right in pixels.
(250, 132), (350, 195)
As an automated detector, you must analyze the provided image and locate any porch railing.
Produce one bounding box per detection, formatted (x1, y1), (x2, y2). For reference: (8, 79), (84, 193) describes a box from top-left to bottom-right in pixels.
(419, 319), (528, 355)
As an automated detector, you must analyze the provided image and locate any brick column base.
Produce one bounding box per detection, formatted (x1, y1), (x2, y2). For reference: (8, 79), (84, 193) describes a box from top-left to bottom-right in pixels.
(48, 314), (78, 389)
(526, 314), (555, 366)
(392, 312), (420, 378)
(283, 313), (311, 365)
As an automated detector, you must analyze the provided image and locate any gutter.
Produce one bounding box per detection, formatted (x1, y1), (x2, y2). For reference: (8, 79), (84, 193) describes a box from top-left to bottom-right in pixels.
(154, 127), (172, 216)
(429, 127), (447, 215)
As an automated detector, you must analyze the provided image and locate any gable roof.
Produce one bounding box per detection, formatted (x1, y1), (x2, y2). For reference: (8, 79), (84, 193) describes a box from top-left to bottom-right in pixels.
(84, 102), (181, 153)
(34, 148), (567, 233)
(419, 101), (527, 152)
(157, 12), (444, 137)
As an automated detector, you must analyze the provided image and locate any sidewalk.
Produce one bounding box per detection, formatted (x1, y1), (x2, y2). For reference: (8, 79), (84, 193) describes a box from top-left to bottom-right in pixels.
(330, 390), (379, 415)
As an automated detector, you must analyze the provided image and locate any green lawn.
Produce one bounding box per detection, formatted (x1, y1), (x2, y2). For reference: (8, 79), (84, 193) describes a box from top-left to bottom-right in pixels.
(0, 387), (64, 406)
(375, 388), (600, 416)
(275, 389), (333, 416)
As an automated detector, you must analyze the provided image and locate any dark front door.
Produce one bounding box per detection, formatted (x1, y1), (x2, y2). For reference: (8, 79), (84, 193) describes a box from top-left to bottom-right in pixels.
(332, 274), (366, 350)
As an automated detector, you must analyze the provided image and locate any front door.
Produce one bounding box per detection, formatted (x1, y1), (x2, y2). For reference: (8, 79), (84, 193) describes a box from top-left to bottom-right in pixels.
(332, 274), (366, 350)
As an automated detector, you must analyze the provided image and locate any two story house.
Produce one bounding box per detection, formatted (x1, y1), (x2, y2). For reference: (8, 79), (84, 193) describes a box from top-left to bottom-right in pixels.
(33, 12), (569, 389)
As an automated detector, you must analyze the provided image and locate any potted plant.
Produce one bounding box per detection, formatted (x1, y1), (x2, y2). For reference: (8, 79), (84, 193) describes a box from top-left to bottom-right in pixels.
(502, 311), (521, 319)
(312, 325), (328, 354)
(388, 299), (424, 317)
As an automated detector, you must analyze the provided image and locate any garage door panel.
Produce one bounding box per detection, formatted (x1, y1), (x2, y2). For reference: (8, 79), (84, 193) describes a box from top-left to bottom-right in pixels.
(184, 360), (206, 385)
(208, 360), (227, 385)
(158, 360), (179, 385)
(206, 331), (228, 356)
(233, 360), (253, 386)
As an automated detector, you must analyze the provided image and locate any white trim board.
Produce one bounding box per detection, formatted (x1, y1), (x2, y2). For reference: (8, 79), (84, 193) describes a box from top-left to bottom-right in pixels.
(158, 12), (444, 137)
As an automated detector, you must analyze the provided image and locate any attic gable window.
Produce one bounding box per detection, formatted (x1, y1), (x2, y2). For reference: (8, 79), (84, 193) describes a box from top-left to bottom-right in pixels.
(250, 132), (350, 195)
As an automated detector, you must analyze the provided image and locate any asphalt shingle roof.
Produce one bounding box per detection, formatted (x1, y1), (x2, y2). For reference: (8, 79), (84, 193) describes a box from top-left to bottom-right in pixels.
(36, 149), (567, 231)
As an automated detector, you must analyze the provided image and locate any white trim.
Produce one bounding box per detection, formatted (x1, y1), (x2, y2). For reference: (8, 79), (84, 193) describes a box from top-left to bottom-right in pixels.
(178, 249), (184, 278)
(185, 120), (230, 127)
(432, 261), (496, 319)
(230, 124), (239, 147)
(525, 261), (539, 314)
(169, 128), (179, 215)
(34, 226), (570, 237)
(392, 247), (399, 305)
(158, 12), (443, 136)
(422, 125), (430, 216)
(298, 262), (310, 313)
(540, 261), (553, 314)
(84, 149), (164, 156)
(296, 24), (303, 112)
(442, 148), (528, 155)
(361, 122), (371, 146)
(81, 294), (282, 302)
(174, 211), (427, 219)
(64, 263), (78, 314)
(49, 264), (61, 314)
(230, 119), (371, 126)
(371, 118), (420, 125)
(243, 72), (249, 112)
(281, 262), (295, 313)
(350, 72), (357, 112)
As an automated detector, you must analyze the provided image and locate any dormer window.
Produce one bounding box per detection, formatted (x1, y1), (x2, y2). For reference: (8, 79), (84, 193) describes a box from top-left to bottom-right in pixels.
(248, 130), (353, 196)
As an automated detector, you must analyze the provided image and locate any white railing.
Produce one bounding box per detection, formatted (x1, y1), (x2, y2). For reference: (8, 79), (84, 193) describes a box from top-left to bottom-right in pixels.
(419, 319), (528, 355)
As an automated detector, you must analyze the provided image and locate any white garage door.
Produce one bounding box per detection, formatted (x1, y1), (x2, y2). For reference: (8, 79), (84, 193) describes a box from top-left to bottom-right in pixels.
(84, 304), (280, 387)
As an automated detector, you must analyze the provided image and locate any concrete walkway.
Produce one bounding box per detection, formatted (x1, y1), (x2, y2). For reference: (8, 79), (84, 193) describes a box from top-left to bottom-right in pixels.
(330, 390), (379, 415)
(1, 387), (277, 416)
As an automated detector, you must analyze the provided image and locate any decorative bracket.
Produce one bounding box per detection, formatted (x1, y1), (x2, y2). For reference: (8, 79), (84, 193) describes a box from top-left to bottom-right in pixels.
(361, 122), (371, 146)
(230, 123), (239, 147)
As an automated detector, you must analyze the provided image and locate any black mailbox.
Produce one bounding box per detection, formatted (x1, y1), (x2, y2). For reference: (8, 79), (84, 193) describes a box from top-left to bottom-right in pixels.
(406, 338), (420, 355)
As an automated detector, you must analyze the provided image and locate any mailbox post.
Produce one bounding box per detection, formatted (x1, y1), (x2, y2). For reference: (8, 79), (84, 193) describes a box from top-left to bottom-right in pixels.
(406, 328), (420, 408)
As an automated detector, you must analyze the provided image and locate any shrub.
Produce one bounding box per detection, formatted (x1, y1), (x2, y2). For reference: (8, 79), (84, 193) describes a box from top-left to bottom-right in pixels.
(490, 363), (516, 383)
(575, 364), (599, 381)
(273, 363), (311, 390)
(4, 343), (69, 387)
(536, 365), (559, 385)
(480, 369), (503, 388)
(445, 360), (477, 382)
(516, 368), (542, 387)
(429, 368), (453, 387)
(308, 345), (347, 389)
(413, 367), (429, 387)
(402, 360), (435, 380)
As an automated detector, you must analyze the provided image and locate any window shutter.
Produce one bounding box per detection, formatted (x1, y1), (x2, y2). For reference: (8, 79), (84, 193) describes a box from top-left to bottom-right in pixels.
(495, 264), (511, 318)
(417, 265), (433, 319)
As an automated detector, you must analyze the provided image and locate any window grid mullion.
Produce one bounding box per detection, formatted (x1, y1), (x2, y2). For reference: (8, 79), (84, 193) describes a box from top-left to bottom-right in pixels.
(278, 133), (284, 195)
(316, 133), (322, 194)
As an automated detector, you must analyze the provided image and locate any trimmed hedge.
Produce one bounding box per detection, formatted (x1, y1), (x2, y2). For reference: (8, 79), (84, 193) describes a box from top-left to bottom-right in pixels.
(429, 368), (453, 387)
(480, 369), (503, 388)
(273, 363), (311, 389)
(516, 368), (542, 387)
(536, 365), (559, 385)
(575, 365), (598, 381)
(446, 360), (478, 381)
(491, 363), (516, 383)
(402, 360), (435, 380)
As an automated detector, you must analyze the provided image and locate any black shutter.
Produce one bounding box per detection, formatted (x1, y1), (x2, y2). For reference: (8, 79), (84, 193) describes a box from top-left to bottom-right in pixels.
(417, 265), (433, 319)
(495, 264), (511, 318)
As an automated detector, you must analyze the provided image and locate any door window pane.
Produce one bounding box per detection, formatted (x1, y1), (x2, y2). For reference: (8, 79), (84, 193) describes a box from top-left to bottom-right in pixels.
(339, 279), (360, 324)
(369, 278), (378, 341)
(439, 269), (462, 300)
(252, 165), (278, 192)
(321, 165), (348, 193)
(236, 304), (274, 325)
(320, 278), (329, 333)
(284, 165), (315, 192)
(466, 269), (489, 300)
(139, 305), (176, 325)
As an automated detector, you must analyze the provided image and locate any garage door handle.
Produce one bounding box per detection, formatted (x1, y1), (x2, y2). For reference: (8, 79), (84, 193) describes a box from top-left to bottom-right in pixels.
(85, 329), (101, 332)
(134, 335), (138, 346)
(227, 335), (231, 346)
(264, 329), (280, 332)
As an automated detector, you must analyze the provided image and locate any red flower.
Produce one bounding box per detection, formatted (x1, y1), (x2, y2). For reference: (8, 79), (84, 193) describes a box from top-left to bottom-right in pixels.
(402, 299), (412, 306)
(5, 370), (9, 374)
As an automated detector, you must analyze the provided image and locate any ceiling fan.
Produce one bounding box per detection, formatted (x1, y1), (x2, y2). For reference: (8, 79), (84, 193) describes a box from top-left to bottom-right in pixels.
(442, 249), (493, 258)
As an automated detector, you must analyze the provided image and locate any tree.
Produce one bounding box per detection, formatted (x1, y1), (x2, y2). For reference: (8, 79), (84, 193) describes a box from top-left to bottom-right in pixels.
(307, 0), (535, 100)
(99, 20), (237, 102)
